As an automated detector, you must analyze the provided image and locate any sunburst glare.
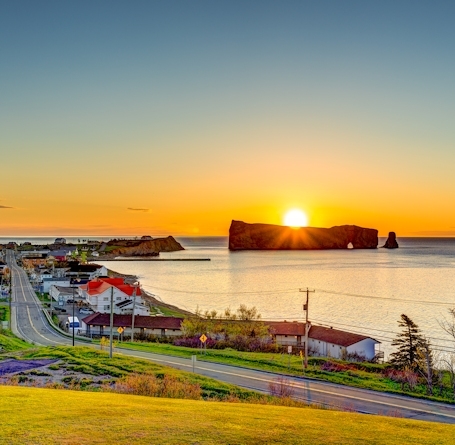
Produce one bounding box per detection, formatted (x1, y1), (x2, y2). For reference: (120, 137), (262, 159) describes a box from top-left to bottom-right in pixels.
(283, 209), (308, 228)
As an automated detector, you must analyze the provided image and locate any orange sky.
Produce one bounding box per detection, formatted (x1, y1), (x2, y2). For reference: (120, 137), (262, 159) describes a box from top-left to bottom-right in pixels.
(2, 3), (455, 237)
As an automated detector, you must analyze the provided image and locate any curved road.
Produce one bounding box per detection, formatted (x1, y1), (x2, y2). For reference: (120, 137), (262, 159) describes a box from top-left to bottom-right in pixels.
(6, 250), (455, 424)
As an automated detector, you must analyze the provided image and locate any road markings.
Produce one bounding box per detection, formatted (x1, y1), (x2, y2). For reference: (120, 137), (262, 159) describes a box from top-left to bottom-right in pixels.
(125, 353), (455, 420)
(12, 262), (68, 346)
(24, 306), (62, 346)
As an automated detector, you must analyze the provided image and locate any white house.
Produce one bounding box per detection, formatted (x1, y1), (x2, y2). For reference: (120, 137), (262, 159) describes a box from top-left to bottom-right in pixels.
(307, 325), (379, 360)
(41, 277), (71, 293)
(49, 285), (79, 303)
(267, 321), (380, 361)
(78, 278), (149, 316)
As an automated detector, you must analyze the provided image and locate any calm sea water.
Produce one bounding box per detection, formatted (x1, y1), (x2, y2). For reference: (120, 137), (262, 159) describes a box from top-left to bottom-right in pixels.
(3, 236), (455, 357)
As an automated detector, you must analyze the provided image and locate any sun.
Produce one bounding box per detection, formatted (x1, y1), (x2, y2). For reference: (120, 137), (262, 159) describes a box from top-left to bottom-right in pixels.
(283, 209), (308, 228)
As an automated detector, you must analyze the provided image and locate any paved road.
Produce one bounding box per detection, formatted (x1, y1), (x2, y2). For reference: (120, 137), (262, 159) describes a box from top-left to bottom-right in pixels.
(6, 250), (455, 424)
(7, 250), (71, 346)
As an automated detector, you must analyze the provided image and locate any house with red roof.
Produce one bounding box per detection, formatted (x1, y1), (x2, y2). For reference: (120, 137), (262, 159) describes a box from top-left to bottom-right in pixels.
(80, 313), (183, 338)
(78, 278), (150, 316)
(267, 321), (380, 361)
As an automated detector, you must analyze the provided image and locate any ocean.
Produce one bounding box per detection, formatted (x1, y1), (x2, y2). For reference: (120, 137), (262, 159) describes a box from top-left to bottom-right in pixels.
(3, 236), (455, 358)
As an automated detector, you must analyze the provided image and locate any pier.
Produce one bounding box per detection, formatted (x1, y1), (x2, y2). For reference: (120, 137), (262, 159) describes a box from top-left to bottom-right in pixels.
(96, 258), (211, 261)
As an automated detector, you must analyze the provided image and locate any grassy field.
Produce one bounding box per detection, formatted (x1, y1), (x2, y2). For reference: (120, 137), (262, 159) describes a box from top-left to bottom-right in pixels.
(1, 385), (454, 445)
(0, 329), (33, 352)
(114, 341), (455, 402)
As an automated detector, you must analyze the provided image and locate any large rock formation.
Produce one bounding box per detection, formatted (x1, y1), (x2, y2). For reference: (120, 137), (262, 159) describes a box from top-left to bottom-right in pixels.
(99, 236), (184, 259)
(229, 220), (378, 250)
(383, 232), (399, 249)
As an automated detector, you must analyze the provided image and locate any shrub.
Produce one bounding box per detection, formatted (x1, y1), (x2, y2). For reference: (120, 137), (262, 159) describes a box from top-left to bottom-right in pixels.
(320, 361), (353, 372)
(174, 335), (278, 353)
(108, 373), (201, 400)
(384, 368), (419, 391)
(269, 377), (295, 398)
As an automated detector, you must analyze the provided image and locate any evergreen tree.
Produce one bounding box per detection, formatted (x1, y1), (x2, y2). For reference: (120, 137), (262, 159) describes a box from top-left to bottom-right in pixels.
(390, 314), (427, 373)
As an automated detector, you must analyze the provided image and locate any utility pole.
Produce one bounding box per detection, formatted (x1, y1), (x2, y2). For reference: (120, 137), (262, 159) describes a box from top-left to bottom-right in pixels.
(130, 283), (138, 342)
(8, 253), (12, 330)
(299, 287), (315, 369)
(72, 287), (75, 347)
(109, 285), (114, 358)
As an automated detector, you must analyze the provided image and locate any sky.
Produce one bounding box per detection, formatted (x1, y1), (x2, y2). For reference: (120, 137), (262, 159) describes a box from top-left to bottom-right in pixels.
(1, 0), (455, 237)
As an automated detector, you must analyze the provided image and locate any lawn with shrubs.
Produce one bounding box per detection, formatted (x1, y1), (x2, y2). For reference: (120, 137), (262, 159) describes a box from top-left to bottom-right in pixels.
(18, 346), (303, 405)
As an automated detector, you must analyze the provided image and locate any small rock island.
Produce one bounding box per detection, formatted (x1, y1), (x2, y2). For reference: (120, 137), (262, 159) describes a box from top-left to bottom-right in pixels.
(383, 232), (399, 249)
(229, 220), (378, 250)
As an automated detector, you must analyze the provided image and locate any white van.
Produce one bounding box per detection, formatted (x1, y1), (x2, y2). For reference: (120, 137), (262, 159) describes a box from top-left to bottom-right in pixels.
(66, 316), (80, 331)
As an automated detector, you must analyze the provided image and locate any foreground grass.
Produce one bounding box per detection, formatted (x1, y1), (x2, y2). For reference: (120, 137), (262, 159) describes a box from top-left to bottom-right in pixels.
(1, 386), (454, 445)
(0, 329), (33, 353)
(116, 341), (455, 402)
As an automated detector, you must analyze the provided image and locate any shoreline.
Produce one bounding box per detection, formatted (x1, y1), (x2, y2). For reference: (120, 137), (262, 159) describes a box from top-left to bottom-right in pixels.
(105, 267), (193, 317)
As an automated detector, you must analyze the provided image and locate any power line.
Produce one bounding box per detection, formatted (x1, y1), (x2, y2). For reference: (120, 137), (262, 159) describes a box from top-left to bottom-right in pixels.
(140, 283), (455, 307)
(310, 318), (455, 344)
(314, 288), (455, 307)
(311, 319), (455, 352)
(141, 283), (296, 296)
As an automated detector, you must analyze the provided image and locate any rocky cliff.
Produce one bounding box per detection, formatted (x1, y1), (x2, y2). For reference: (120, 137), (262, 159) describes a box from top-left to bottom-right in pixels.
(229, 220), (378, 250)
(100, 236), (184, 259)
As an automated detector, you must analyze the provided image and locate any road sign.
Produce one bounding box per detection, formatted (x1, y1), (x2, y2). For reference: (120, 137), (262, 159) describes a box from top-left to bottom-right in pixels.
(199, 334), (207, 343)
(117, 327), (124, 334)
(287, 345), (292, 354)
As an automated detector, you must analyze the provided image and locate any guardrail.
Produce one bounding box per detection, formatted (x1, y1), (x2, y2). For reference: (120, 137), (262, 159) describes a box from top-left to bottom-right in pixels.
(41, 306), (92, 344)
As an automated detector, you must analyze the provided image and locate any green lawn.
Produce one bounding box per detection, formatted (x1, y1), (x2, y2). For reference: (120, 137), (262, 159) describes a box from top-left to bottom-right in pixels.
(0, 329), (34, 352)
(0, 385), (453, 445)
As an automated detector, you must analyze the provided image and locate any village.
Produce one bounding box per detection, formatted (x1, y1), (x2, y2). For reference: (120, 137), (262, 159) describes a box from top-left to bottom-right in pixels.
(0, 238), (382, 362)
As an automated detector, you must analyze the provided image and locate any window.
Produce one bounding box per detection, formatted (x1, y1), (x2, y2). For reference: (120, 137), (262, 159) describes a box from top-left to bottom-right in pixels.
(103, 297), (108, 301)
(104, 305), (110, 310)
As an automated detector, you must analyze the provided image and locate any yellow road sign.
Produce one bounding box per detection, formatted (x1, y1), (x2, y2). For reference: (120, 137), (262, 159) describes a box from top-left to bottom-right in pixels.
(117, 327), (124, 334)
(199, 334), (207, 343)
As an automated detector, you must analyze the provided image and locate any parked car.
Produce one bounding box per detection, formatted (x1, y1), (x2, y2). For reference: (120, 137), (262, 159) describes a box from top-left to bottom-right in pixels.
(53, 307), (67, 313)
(66, 299), (76, 304)
(79, 308), (94, 315)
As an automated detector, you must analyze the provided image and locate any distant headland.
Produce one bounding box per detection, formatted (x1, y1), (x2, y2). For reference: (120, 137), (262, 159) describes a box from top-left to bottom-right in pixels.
(228, 220), (379, 250)
(97, 236), (184, 259)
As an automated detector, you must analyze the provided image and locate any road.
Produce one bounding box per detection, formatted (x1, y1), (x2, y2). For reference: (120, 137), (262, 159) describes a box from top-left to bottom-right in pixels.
(6, 250), (455, 424)
(7, 250), (72, 347)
